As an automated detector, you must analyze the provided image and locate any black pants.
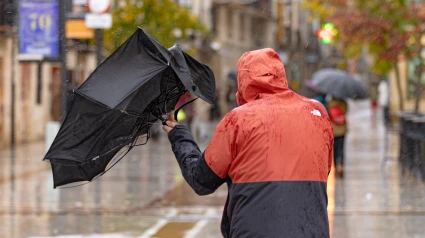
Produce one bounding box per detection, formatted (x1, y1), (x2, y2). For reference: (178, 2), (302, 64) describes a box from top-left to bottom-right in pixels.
(383, 106), (390, 126)
(334, 136), (345, 167)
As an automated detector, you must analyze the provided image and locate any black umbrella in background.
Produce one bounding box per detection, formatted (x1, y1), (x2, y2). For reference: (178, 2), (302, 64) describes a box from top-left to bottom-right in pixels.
(308, 68), (368, 99)
(43, 28), (216, 188)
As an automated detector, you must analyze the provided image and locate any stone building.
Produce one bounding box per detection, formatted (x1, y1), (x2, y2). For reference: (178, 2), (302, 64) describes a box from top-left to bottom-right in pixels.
(0, 0), (97, 148)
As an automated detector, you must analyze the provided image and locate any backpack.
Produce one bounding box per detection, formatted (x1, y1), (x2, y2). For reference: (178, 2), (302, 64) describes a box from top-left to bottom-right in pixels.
(329, 105), (346, 125)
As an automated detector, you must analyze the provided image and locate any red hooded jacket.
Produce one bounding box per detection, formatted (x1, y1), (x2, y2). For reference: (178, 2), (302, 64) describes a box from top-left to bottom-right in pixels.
(168, 48), (333, 238)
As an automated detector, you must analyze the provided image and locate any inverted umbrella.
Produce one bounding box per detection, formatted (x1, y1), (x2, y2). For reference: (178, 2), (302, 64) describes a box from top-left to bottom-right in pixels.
(43, 28), (216, 188)
(308, 68), (368, 99)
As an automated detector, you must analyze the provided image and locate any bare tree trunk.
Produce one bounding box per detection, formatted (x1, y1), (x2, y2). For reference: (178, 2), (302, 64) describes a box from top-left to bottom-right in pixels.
(414, 36), (424, 113)
(394, 60), (404, 111)
(414, 63), (423, 113)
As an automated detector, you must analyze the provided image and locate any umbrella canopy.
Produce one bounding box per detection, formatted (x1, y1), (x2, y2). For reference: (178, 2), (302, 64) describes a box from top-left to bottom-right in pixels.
(309, 68), (368, 99)
(43, 28), (216, 188)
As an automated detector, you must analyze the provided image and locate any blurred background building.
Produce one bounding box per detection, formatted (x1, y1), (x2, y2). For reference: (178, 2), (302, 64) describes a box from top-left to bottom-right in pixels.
(1, 0), (424, 148)
(0, 0), (97, 148)
(175, 0), (321, 117)
(0, 0), (354, 147)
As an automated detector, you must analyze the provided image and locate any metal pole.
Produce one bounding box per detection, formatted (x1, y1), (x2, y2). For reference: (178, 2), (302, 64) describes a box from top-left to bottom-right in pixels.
(11, 0), (20, 149)
(59, 0), (68, 122)
(96, 29), (103, 65)
(37, 62), (42, 104)
(11, 52), (15, 148)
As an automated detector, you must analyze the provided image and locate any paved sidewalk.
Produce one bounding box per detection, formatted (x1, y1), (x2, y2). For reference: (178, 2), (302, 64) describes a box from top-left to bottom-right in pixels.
(329, 100), (425, 238)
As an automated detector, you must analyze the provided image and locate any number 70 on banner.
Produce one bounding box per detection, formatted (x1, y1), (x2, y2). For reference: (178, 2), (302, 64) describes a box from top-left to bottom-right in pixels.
(29, 13), (52, 31)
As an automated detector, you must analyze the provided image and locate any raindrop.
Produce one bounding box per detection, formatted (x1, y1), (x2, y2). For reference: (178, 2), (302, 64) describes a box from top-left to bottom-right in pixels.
(365, 193), (373, 200)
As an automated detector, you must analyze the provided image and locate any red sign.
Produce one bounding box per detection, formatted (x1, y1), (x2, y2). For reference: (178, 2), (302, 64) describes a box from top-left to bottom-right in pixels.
(87, 0), (112, 14)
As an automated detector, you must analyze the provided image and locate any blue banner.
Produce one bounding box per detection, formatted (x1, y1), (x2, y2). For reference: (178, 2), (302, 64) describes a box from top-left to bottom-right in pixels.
(19, 0), (59, 59)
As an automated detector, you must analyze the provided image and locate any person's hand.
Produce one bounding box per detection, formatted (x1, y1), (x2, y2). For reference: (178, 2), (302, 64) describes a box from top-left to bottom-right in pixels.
(162, 120), (178, 134)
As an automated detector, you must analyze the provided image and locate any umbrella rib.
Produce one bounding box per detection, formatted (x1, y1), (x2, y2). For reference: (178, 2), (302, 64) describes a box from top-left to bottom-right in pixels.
(75, 91), (112, 109)
(71, 81), (185, 166)
(53, 140), (131, 167)
(59, 78), (185, 166)
(97, 146), (134, 179)
(48, 27), (218, 188)
(56, 181), (92, 189)
(56, 145), (132, 189)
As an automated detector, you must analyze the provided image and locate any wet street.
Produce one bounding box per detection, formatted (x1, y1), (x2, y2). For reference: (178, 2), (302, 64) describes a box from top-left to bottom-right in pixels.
(1, 100), (425, 238)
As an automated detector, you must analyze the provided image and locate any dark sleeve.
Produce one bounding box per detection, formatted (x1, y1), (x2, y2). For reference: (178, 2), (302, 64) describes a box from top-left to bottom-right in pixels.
(168, 125), (226, 195)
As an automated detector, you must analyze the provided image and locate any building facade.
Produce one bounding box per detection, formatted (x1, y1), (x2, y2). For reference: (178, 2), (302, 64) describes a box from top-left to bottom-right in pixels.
(177, 0), (323, 114)
(0, 0), (97, 148)
(176, 0), (277, 116)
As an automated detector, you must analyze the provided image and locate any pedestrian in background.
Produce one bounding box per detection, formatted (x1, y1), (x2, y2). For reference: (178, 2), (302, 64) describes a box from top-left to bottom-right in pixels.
(378, 77), (390, 127)
(370, 86), (378, 113)
(313, 93), (329, 111)
(225, 71), (238, 110)
(163, 48), (333, 237)
(328, 97), (348, 178)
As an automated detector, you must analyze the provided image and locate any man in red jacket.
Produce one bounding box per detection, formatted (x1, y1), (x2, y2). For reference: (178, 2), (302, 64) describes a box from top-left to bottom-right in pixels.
(163, 48), (333, 238)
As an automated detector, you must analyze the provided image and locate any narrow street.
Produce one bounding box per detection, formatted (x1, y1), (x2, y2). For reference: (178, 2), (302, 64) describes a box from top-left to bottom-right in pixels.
(1, 100), (425, 238)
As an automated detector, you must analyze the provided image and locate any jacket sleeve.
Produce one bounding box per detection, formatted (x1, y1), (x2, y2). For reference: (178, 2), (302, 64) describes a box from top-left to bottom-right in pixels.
(168, 125), (226, 196)
(203, 113), (237, 179)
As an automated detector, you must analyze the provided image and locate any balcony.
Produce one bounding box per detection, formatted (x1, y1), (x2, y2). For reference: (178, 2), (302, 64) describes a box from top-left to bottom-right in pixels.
(213, 0), (273, 18)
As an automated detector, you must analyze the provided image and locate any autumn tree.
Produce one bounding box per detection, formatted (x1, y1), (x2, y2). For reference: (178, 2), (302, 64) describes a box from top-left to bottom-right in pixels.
(304, 0), (425, 111)
(330, 1), (409, 110)
(104, 0), (206, 55)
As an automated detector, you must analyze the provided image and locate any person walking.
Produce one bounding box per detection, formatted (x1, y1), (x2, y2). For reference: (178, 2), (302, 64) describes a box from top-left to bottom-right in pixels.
(370, 83), (379, 115)
(313, 93), (329, 111)
(378, 78), (390, 127)
(328, 97), (348, 177)
(163, 48), (333, 237)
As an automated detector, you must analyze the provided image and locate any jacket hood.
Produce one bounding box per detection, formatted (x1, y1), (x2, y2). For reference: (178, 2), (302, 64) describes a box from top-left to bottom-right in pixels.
(236, 48), (288, 106)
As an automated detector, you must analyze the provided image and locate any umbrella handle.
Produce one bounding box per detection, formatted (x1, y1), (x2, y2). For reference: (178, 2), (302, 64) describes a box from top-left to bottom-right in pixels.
(174, 97), (198, 122)
(150, 110), (169, 125)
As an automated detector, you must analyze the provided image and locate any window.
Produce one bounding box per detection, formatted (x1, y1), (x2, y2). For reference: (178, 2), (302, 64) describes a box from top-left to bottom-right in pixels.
(211, 7), (217, 35)
(20, 63), (32, 143)
(227, 9), (233, 38)
(0, 0), (16, 26)
(240, 14), (245, 41)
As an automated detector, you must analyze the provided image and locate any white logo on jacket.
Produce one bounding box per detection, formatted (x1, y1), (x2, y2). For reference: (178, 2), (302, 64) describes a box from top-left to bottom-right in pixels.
(311, 109), (322, 117)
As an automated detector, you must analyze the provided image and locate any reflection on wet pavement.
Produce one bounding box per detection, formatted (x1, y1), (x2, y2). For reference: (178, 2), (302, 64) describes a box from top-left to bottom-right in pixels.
(329, 101), (425, 238)
(0, 137), (182, 237)
(1, 100), (425, 237)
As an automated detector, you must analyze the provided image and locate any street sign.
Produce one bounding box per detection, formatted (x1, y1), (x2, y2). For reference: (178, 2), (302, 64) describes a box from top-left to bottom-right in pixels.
(19, 0), (60, 60)
(88, 0), (112, 14)
(85, 13), (112, 29)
